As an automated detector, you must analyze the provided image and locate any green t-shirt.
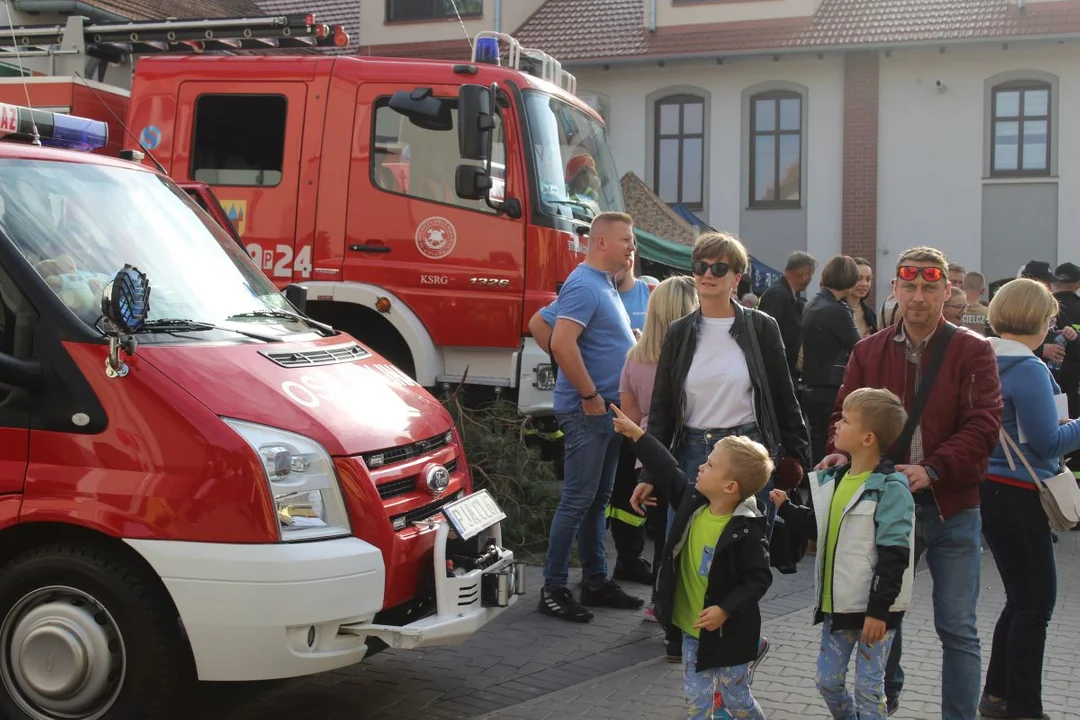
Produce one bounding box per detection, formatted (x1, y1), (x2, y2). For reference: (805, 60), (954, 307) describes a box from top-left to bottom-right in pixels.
(821, 470), (871, 613)
(673, 508), (732, 637)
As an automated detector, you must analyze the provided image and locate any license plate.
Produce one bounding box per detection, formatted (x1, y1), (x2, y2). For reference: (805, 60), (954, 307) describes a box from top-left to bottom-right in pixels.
(442, 489), (506, 540)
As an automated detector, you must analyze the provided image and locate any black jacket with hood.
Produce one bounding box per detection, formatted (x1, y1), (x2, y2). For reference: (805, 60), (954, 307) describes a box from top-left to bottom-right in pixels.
(632, 432), (772, 671)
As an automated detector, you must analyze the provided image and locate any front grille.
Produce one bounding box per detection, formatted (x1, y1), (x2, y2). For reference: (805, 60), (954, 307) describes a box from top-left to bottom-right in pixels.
(388, 490), (464, 530)
(260, 342), (370, 368)
(376, 458), (458, 500)
(363, 431), (453, 469)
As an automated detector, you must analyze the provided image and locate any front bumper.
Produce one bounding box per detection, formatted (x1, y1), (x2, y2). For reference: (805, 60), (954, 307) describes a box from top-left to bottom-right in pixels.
(126, 505), (524, 681)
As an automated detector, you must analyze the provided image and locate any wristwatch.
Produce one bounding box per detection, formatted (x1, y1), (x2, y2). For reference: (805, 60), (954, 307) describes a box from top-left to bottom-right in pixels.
(923, 465), (939, 484)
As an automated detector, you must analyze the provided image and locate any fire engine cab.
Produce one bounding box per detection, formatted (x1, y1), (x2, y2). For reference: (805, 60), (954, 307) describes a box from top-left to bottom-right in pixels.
(123, 29), (626, 417)
(0, 101), (523, 720)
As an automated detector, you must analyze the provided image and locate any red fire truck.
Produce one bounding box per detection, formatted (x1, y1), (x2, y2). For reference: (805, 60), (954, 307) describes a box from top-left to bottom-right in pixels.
(0, 101), (523, 720)
(121, 29), (624, 417)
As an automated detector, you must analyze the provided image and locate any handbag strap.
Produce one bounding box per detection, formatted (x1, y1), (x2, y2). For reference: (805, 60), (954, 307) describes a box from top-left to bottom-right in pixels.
(744, 310), (783, 457)
(889, 323), (957, 464)
(998, 428), (1049, 492)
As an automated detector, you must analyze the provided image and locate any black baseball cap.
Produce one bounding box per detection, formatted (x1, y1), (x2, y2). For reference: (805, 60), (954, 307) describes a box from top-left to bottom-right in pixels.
(1055, 262), (1080, 284)
(1021, 261), (1056, 282)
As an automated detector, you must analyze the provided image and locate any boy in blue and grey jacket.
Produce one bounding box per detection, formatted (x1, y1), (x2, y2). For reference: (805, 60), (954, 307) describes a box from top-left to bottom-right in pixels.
(771, 388), (915, 720)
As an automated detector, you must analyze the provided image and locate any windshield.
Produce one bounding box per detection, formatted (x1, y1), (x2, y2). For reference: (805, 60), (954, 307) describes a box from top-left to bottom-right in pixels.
(523, 91), (624, 221)
(0, 158), (302, 337)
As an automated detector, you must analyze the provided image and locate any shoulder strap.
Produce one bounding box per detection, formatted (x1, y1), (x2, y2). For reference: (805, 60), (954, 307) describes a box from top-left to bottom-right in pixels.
(999, 427), (1048, 491)
(744, 311), (783, 457)
(889, 323), (957, 464)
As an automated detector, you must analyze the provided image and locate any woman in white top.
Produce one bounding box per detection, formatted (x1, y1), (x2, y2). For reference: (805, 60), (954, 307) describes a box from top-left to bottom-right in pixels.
(645, 233), (811, 526)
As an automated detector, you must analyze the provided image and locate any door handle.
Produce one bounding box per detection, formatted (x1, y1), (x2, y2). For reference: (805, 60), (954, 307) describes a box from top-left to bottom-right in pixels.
(349, 243), (391, 254)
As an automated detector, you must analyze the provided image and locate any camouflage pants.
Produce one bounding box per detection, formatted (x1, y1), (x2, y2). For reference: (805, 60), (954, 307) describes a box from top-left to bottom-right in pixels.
(816, 615), (896, 720)
(681, 633), (765, 720)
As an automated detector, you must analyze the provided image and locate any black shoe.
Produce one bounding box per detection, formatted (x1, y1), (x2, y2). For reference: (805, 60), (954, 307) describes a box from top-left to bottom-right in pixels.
(538, 586), (594, 622)
(580, 579), (645, 609)
(613, 556), (655, 585)
(886, 694), (899, 716)
(978, 692), (1008, 718)
(665, 639), (682, 663)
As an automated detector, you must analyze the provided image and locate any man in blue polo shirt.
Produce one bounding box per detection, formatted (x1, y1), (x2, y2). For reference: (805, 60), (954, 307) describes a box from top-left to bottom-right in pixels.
(528, 252), (654, 587)
(540, 212), (643, 622)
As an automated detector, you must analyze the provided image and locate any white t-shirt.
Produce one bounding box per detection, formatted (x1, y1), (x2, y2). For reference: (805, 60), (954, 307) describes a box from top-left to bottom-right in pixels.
(683, 316), (757, 430)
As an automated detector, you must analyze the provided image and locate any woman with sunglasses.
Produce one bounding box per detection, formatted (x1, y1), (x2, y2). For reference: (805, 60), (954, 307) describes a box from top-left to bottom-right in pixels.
(642, 232), (811, 656)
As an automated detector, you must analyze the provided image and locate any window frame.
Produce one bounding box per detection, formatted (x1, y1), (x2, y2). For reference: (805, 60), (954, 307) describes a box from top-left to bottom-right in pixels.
(191, 93), (289, 189)
(652, 93), (706, 211)
(989, 80), (1052, 178)
(369, 95), (506, 216)
(384, 0), (482, 23)
(748, 90), (802, 209)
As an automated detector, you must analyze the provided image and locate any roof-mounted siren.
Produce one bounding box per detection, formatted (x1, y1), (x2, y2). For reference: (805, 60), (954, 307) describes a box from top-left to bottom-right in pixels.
(471, 31), (577, 96)
(0, 103), (108, 152)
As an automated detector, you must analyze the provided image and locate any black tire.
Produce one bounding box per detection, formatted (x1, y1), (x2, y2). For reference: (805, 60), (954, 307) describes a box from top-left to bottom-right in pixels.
(0, 543), (190, 720)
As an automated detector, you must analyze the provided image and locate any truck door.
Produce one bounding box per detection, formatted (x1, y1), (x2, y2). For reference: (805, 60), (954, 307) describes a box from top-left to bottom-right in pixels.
(0, 270), (30, 495)
(348, 83), (526, 350)
(172, 83), (308, 285)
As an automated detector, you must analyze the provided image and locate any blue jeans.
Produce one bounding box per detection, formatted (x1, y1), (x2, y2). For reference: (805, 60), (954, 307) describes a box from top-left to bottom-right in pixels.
(543, 411), (622, 589)
(817, 615), (896, 720)
(884, 504), (982, 720)
(682, 633), (765, 720)
(667, 425), (777, 540)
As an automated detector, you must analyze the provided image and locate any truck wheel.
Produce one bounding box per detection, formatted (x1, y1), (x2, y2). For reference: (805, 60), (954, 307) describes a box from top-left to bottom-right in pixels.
(0, 543), (189, 720)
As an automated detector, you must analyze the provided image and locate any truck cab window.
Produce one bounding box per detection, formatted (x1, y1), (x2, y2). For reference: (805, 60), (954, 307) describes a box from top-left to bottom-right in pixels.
(192, 95), (286, 187)
(372, 98), (506, 212)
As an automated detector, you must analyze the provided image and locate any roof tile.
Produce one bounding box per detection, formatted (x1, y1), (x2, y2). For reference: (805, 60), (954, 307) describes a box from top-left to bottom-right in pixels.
(92, 0), (265, 20)
(513, 0), (1080, 63)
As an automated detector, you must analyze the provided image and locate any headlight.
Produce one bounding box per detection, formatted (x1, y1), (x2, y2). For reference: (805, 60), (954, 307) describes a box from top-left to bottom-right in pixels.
(222, 418), (351, 542)
(533, 363), (555, 391)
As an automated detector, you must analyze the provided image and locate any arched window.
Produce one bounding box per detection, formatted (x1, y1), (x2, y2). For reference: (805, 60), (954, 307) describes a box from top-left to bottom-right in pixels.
(749, 91), (802, 207)
(653, 94), (705, 209)
(990, 80), (1051, 177)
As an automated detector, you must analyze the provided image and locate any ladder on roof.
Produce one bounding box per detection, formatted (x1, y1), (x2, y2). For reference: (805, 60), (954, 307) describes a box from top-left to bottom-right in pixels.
(471, 31), (577, 96)
(0, 13), (348, 63)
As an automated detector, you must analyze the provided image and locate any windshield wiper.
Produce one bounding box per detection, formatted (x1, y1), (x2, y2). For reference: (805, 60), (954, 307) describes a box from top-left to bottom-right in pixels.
(226, 310), (334, 335)
(136, 318), (282, 343)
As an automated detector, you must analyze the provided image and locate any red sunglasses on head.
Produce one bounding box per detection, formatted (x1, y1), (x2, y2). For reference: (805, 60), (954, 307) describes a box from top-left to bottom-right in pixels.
(896, 265), (945, 283)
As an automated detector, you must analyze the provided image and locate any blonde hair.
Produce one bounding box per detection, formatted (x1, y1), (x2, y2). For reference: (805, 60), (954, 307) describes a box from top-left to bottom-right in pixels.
(692, 232), (749, 275)
(716, 435), (774, 500)
(627, 276), (698, 364)
(895, 246), (948, 277)
(590, 211), (633, 234)
(842, 388), (908, 452)
(988, 278), (1059, 337)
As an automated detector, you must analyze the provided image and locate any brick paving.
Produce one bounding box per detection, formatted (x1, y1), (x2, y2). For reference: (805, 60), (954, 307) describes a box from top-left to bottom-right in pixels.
(481, 531), (1080, 720)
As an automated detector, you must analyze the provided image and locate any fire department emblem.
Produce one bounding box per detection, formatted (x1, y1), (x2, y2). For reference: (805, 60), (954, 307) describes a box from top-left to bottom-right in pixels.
(415, 216), (457, 260)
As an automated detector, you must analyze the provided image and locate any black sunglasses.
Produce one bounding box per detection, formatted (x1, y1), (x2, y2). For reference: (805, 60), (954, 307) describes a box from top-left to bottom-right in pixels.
(692, 261), (731, 278)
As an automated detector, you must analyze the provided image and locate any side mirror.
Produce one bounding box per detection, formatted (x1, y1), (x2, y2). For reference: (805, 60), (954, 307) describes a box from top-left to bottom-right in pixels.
(458, 84), (495, 161)
(455, 165), (493, 201)
(284, 283), (308, 314)
(101, 265), (151, 333)
(389, 88), (453, 131)
(0, 353), (42, 390)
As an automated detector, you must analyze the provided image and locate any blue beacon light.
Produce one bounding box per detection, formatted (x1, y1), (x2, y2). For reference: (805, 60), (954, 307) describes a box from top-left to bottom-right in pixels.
(475, 36), (500, 65)
(0, 103), (109, 152)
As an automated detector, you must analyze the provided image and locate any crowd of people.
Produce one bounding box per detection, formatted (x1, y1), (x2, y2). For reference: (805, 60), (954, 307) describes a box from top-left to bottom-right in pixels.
(530, 210), (1080, 720)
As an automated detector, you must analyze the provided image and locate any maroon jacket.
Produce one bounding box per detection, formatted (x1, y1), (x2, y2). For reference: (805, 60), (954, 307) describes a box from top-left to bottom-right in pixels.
(828, 319), (1003, 520)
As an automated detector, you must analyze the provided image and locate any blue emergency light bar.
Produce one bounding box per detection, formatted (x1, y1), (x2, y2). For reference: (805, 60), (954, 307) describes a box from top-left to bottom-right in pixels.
(475, 36), (501, 65)
(0, 102), (108, 152)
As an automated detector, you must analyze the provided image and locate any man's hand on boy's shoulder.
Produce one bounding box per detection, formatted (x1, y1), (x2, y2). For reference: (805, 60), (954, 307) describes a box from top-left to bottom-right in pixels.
(630, 483), (656, 515)
(694, 605), (729, 632)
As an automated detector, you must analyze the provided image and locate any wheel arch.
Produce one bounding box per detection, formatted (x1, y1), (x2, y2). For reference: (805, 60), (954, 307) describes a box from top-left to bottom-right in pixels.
(301, 282), (441, 386)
